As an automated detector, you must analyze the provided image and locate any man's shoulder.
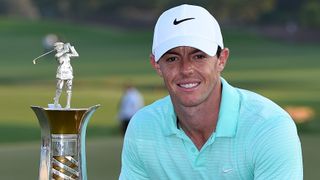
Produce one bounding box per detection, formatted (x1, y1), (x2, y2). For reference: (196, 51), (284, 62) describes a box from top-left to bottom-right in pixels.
(234, 88), (299, 148)
(136, 95), (172, 116)
(237, 88), (289, 119)
(221, 78), (289, 120)
(234, 87), (296, 139)
(127, 96), (174, 136)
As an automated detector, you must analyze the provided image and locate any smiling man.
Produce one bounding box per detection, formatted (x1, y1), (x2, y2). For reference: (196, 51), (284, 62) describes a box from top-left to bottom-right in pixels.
(120, 4), (303, 180)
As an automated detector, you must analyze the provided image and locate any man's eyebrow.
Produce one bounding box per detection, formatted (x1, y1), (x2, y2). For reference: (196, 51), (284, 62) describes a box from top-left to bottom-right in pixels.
(163, 50), (179, 55)
(189, 49), (202, 54)
(165, 48), (202, 55)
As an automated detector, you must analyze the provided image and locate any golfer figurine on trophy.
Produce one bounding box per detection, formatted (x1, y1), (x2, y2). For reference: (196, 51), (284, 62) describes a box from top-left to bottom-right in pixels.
(53, 42), (78, 109)
(31, 41), (99, 180)
(33, 41), (79, 109)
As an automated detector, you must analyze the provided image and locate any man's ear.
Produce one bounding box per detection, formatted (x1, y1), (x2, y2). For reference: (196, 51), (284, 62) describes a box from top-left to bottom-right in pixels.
(217, 48), (229, 72)
(150, 54), (163, 77)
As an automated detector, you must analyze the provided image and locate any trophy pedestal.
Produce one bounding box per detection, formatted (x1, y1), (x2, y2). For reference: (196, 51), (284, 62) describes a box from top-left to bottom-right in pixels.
(31, 105), (100, 180)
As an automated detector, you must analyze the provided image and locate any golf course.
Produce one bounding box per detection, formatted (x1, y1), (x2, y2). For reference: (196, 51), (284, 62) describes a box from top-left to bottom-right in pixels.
(0, 18), (319, 179)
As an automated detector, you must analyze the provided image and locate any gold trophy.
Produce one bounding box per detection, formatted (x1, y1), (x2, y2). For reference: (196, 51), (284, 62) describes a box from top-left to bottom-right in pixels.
(31, 42), (100, 180)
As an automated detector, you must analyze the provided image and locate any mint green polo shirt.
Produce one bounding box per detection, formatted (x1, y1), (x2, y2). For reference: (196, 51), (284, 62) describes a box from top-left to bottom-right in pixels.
(120, 78), (303, 180)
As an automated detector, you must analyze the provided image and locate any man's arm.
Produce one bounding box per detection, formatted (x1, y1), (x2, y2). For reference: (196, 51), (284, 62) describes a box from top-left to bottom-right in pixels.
(250, 116), (303, 180)
(119, 116), (149, 180)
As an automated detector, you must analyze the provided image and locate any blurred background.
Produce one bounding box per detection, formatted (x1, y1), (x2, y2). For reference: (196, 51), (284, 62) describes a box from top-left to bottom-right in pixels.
(0, 0), (319, 179)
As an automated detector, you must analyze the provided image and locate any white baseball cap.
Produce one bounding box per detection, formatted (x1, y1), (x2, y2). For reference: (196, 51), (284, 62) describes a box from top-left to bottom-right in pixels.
(152, 4), (224, 62)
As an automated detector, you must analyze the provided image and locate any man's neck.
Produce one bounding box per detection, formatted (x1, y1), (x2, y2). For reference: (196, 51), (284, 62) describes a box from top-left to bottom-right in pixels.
(175, 85), (222, 150)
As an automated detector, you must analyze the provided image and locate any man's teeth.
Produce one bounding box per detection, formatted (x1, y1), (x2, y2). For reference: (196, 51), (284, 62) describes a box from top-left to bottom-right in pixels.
(180, 83), (198, 88)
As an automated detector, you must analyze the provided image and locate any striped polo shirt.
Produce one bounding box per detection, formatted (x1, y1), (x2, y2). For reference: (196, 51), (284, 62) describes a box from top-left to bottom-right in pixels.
(120, 78), (303, 180)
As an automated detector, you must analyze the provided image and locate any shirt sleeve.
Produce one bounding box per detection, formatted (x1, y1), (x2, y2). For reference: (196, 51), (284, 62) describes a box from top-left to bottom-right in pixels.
(119, 117), (149, 180)
(250, 116), (303, 180)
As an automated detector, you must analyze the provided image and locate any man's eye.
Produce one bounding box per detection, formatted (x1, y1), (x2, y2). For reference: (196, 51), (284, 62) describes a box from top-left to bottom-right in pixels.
(166, 57), (177, 62)
(194, 54), (206, 60)
(196, 54), (206, 59)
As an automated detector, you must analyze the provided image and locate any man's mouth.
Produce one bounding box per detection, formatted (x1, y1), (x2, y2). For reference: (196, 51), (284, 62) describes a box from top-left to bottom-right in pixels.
(178, 82), (200, 89)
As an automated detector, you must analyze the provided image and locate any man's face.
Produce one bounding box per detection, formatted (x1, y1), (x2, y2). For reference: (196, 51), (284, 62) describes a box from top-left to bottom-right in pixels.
(151, 46), (228, 108)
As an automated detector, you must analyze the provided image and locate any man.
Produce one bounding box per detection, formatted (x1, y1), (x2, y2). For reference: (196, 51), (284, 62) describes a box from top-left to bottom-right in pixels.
(120, 4), (303, 180)
(118, 84), (144, 135)
(53, 42), (79, 108)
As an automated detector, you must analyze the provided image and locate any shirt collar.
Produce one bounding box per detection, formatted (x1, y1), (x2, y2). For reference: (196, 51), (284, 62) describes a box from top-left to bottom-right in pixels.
(164, 77), (240, 137)
(163, 97), (179, 136)
(215, 77), (240, 137)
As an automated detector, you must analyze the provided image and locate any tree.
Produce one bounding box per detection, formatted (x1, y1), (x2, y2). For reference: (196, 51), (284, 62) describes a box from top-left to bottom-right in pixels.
(300, 0), (320, 28)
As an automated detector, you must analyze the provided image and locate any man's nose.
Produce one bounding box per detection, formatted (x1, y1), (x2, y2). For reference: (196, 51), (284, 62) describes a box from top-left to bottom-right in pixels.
(180, 59), (194, 75)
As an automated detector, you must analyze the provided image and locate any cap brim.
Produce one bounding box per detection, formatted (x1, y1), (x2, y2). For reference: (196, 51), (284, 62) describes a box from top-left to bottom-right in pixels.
(153, 36), (219, 62)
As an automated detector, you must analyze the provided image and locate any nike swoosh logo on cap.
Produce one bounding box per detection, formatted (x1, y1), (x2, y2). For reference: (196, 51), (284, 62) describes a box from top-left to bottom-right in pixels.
(173, 18), (195, 25)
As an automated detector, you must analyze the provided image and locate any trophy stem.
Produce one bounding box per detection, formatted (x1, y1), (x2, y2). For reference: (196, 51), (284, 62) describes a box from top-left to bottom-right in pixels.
(31, 105), (100, 180)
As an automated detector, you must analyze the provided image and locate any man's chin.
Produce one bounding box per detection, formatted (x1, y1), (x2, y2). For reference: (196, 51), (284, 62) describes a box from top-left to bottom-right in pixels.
(176, 98), (202, 108)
